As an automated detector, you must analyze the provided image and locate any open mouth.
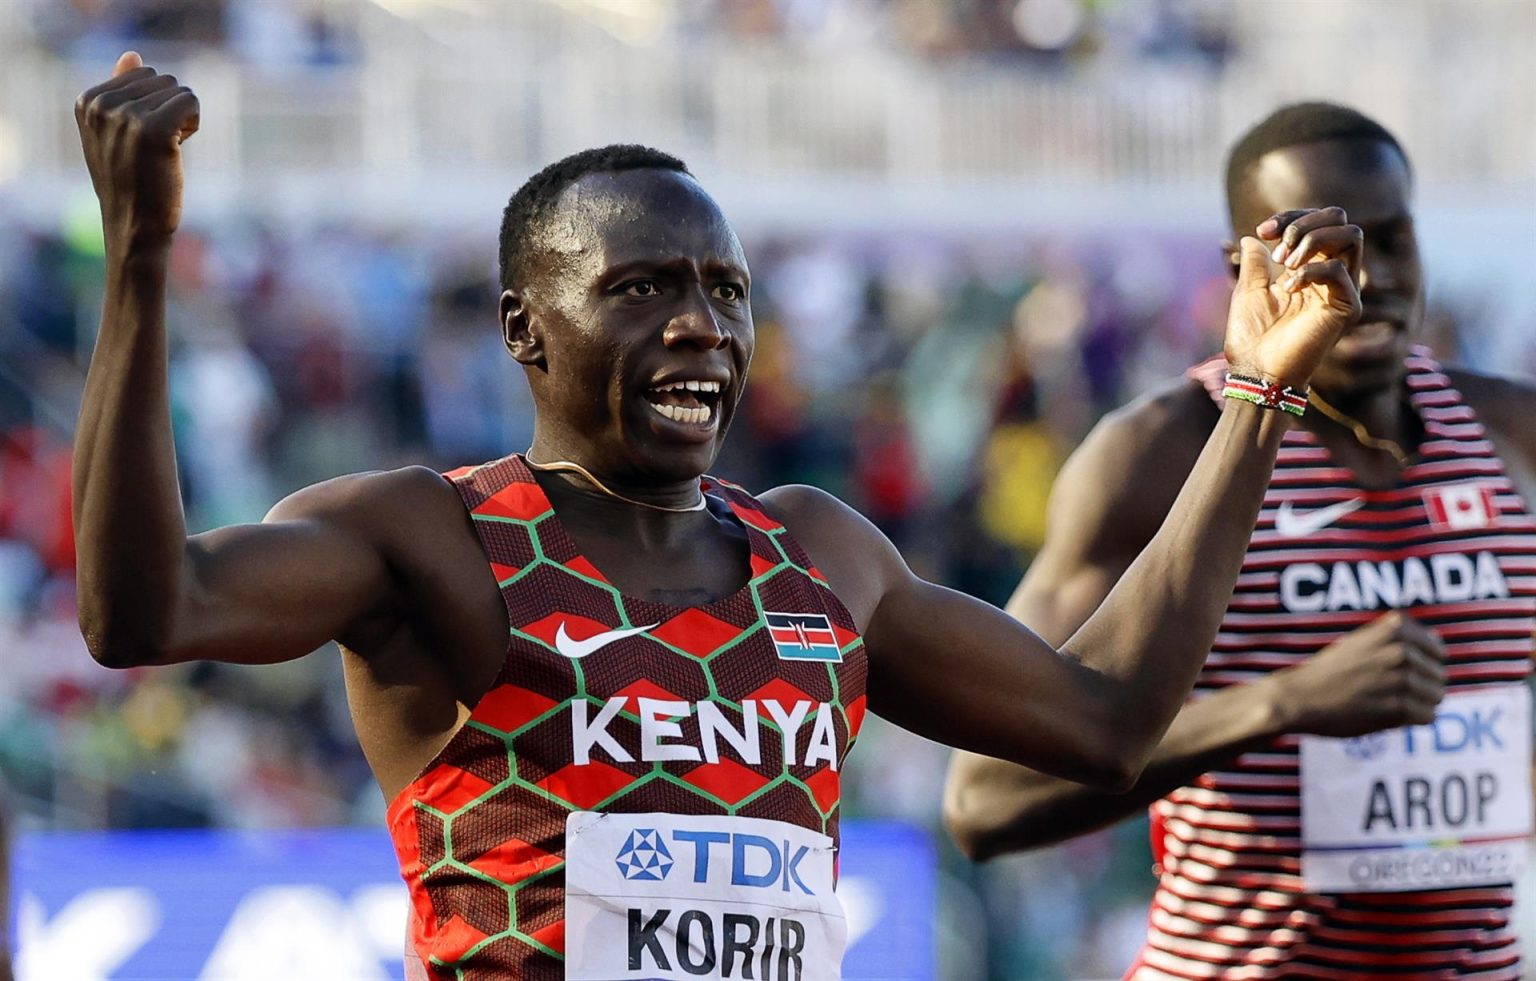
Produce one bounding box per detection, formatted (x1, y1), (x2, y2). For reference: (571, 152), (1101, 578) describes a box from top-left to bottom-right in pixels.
(644, 379), (723, 426)
(1346, 320), (1397, 340)
(1332, 320), (1402, 362)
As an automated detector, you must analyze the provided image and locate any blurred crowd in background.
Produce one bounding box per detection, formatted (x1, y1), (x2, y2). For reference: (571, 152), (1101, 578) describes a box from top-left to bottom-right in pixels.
(26, 0), (1234, 68)
(3, 0), (1534, 977)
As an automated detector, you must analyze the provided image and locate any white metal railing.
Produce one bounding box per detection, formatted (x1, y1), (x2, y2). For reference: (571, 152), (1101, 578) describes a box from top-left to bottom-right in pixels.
(2, 0), (1531, 202)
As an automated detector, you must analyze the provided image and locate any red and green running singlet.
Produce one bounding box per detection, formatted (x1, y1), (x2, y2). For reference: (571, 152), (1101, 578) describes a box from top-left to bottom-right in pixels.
(388, 455), (869, 980)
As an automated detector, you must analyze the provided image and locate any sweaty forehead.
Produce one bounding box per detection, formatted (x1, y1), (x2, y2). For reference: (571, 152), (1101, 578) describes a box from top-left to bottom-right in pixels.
(535, 169), (746, 276)
(1238, 139), (1413, 230)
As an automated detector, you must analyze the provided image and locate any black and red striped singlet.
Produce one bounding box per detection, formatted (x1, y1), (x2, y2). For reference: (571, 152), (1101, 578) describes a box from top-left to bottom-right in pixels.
(1133, 350), (1536, 980)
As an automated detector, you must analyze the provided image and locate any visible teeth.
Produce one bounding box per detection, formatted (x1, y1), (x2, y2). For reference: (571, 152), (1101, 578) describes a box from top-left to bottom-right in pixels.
(650, 402), (713, 424)
(651, 380), (721, 394)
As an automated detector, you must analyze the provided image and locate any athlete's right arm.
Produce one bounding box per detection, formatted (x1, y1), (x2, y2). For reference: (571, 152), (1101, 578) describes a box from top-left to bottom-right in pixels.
(72, 55), (398, 668)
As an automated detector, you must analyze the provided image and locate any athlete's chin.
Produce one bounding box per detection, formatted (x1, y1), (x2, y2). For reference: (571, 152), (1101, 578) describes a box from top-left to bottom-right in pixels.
(629, 426), (726, 479)
(622, 398), (739, 481)
(1313, 362), (1398, 400)
(1312, 340), (1409, 399)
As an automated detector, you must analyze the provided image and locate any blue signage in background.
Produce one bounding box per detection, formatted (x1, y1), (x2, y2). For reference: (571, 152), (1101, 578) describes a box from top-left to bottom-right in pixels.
(14, 820), (934, 980)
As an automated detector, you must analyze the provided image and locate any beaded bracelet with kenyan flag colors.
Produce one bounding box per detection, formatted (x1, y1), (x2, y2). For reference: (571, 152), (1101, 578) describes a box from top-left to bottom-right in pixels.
(1223, 371), (1308, 417)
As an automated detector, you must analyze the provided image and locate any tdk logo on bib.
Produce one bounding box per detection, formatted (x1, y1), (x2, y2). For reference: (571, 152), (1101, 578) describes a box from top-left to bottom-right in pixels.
(616, 829), (674, 881)
(1400, 704), (1507, 757)
(566, 812), (847, 981)
(1345, 732), (1389, 761)
(616, 827), (817, 894)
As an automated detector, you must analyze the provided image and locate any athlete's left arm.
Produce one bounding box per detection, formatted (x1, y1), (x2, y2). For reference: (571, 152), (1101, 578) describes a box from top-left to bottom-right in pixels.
(1452, 369), (1536, 809)
(766, 208), (1363, 790)
(761, 399), (1280, 791)
(1451, 368), (1536, 498)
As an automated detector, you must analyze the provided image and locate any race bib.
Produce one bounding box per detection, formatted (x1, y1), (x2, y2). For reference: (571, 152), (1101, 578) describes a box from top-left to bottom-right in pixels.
(564, 811), (846, 980)
(1300, 685), (1533, 893)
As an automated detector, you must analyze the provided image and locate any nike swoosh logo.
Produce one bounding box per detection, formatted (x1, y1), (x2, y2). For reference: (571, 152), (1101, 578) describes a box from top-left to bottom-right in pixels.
(1274, 497), (1364, 537)
(553, 622), (657, 660)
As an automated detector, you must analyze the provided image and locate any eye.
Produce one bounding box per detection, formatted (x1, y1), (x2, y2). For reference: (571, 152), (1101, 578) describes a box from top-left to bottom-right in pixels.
(1385, 230), (1415, 255)
(1373, 221), (1416, 256)
(623, 280), (661, 297)
(712, 284), (744, 303)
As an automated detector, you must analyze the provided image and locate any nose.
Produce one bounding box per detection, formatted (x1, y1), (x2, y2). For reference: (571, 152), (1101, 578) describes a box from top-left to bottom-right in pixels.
(1358, 242), (1400, 296)
(661, 286), (730, 351)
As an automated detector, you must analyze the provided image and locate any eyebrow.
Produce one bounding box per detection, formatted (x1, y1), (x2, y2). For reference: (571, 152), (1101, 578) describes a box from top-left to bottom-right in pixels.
(1355, 211), (1413, 233)
(598, 255), (749, 285)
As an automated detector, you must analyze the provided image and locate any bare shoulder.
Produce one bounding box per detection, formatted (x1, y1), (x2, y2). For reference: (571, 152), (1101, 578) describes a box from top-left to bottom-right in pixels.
(756, 483), (903, 630)
(1064, 377), (1217, 547)
(257, 465), (488, 654)
(1447, 365), (1536, 467)
(756, 483), (865, 539)
(1082, 377), (1214, 470)
(265, 465), (467, 543)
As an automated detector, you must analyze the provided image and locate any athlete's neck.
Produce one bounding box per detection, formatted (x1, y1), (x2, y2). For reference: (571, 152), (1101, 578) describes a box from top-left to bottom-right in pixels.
(1309, 374), (1415, 447)
(522, 439), (703, 509)
(535, 473), (717, 555)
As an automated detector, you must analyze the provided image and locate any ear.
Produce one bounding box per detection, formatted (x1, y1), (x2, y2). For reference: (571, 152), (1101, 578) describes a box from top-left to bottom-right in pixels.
(1220, 239), (1241, 282)
(501, 289), (544, 367)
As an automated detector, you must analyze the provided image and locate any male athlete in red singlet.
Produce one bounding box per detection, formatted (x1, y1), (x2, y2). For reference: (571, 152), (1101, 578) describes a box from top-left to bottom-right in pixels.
(946, 104), (1536, 980)
(73, 54), (1362, 979)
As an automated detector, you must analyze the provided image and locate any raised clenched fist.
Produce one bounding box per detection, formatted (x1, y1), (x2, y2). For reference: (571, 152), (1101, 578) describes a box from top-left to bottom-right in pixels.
(75, 52), (200, 251)
(1223, 207), (1364, 390)
(1263, 611), (1446, 739)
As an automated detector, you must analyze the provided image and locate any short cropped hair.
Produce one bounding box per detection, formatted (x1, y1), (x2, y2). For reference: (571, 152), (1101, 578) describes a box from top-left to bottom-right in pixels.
(498, 144), (690, 291)
(1225, 102), (1410, 220)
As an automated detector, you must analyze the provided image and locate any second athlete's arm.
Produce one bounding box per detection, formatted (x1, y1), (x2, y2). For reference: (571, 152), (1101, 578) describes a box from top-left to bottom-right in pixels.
(942, 390), (1295, 854)
(942, 389), (1444, 857)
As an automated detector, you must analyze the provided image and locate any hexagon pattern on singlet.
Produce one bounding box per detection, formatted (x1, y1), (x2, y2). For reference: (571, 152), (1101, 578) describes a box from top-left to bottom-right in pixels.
(388, 455), (869, 980)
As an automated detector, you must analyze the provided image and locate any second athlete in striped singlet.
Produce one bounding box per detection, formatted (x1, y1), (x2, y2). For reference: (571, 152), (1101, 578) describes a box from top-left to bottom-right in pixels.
(73, 56), (1364, 979)
(946, 104), (1536, 979)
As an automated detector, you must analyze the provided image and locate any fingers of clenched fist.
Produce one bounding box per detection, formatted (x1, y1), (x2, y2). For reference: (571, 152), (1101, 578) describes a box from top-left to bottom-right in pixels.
(75, 53), (201, 245)
(1389, 614), (1447, 726)
(1254, 208), (1364, 296)
(113, 50), (144, 77)
(76, 57), (200, 148)
(1223, 206), (1363, 388)
(1271, 612), (1447, 738)
(1259, 208), (1365, 277)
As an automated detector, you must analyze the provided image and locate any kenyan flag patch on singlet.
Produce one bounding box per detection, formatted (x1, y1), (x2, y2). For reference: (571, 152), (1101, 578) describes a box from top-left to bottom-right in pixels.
(765, 612), (842, 662)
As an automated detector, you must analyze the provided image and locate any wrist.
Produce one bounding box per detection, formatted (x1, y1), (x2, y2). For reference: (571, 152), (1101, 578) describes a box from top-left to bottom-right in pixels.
(106, 239), (172, 278)
(1226, 359), (1312, 392)
(1215, 394), (1291, 449)
(103, 212), (176, 263)
(1223, 371), (1308, 417)
(1250, 674), (1298, 738)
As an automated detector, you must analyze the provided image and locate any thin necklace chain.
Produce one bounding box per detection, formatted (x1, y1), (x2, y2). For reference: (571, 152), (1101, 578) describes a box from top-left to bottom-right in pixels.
(1306, 391), (1413, 466)
(524, 456), (709, 513)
